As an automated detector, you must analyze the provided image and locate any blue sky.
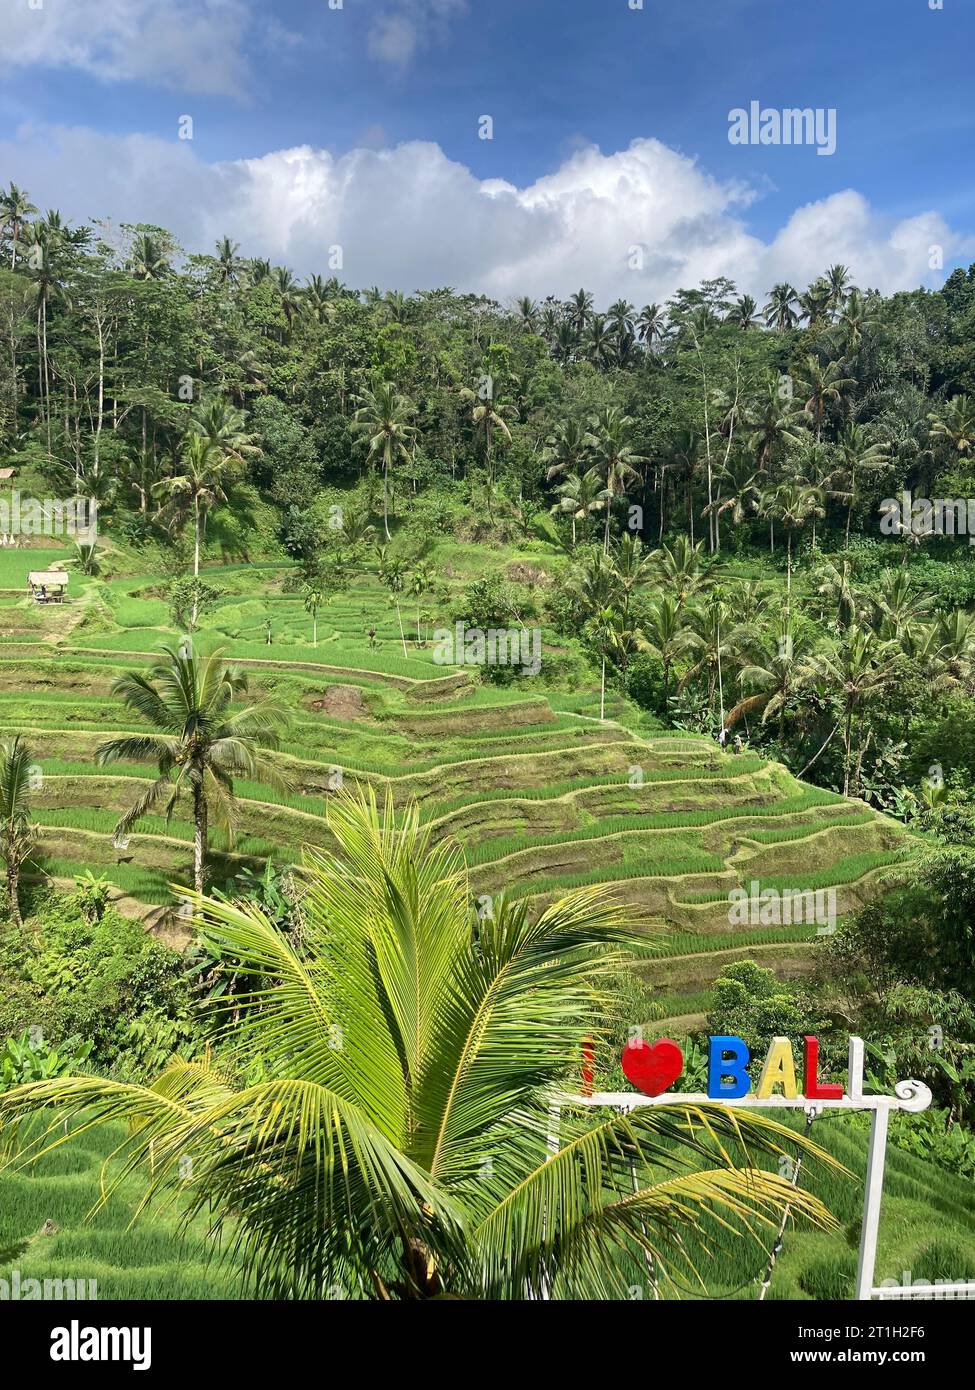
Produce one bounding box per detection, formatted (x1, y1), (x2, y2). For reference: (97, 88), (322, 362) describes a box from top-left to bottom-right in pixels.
(0, 0), (971, 301)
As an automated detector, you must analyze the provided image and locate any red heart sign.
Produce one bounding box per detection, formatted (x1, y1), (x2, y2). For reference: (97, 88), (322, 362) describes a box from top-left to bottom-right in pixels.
(622, 1038), (684, 1096)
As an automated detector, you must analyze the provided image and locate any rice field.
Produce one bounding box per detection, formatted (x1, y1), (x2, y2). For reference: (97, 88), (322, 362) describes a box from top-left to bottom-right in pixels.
(1, 549), (929, 1296)
(6, 554), (915, 960)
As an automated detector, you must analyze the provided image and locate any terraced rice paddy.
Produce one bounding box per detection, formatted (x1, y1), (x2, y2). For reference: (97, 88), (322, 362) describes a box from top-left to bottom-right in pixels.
(8, 551), (917, 1017)
(4, 1099), (973, 1300)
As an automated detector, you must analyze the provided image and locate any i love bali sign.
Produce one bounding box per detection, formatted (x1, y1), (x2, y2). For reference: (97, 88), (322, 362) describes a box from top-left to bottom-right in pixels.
(560, 1032), (934, 1300)
(621, 1033), (851, 1102)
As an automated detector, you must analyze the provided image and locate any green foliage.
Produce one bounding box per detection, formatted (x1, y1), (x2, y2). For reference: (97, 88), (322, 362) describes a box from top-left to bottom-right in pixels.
(0, 1029), (92, 1092)
(705, 961), (828, 1060)
(0, 892), (195, 1078)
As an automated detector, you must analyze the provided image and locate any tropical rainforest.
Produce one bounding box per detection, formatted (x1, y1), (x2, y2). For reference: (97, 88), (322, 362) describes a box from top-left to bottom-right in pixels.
(1, 188), (974, 1300)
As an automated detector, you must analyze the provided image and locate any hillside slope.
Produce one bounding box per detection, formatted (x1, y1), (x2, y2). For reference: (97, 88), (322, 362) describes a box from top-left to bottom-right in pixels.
(4, 550), (915, 1014)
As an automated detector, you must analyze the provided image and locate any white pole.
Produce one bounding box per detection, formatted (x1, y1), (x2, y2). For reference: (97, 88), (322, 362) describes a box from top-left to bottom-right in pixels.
(854, 1105), (889, 1300)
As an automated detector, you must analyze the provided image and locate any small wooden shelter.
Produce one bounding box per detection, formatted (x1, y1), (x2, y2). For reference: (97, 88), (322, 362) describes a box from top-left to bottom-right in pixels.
(27, 570), (69, 604)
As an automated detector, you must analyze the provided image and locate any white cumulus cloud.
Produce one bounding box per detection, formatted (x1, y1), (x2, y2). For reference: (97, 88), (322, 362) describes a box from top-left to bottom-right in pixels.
(0, 0), (254, 95)
(0, 125), (964, 304)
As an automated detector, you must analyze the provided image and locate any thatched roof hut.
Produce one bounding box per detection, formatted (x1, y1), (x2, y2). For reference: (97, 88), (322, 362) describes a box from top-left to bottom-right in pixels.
(27, 570), (69, 603)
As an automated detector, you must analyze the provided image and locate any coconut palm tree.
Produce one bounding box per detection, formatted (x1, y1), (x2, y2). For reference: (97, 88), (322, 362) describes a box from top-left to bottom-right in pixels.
(0, 183), (38, 269)
(96, 645), (290, 894)
(748, 377), (807, 472)
(589, 605), (647, 716)
(553, 320), (577, 364)
(585, 315), (615, 369)
(606, 299), (635, 337)
(22, 220), (59, 450)
(651, 535), (710, 609)
(539, 304), (560, 344)
(798, 281), (832, 329)
(298, 566), (347, 648)
(568, 545), (619, 616)
(615, 328), (639, 369)
(792, 440), (841, 548)
(566, 288), (593, 336)
(189, 398), (260, 467)
(800, 356), (856, 442)
(764, 283), (800, 330)
(811, 631), (904, 796)
(128, 232), (170, 281)
(728, 623), (815, 743)
(542, 417), (591, 484)
(552, 469), (609, 546)
(351, 384), (418, 541)
(704, 456), (761, 548)
(812, 556), (861, 631)
(868, 567), (934, 642)
(383, 290), (410, 324)
(516, 296), (539, 332)
(835, 423), (889, 544)
(831, 289), (879, 358)
(759, 481), (822, 601)
(215, 237), (242, 286)
(928, 395), (975, 456)
(409, 561), (434, 644)
(925, 609), (975, 696)
(728, 295), (761, 330)
(589, 407), (646, 552)
(609, 532), (655, 621)
(338, 505), (377, 559)
(0, 791), (834, 1299)
(679, 596), (737, 723)
(303, 275), (331, 326)
(461, 378), (518, 507)
(0, 737), (36, 928)
(377, 549), (410, 659)
(637, 302), (667, 348)
(154, 433), (235, 626)
(824, 264), (852, 318)
(643, 595), (689, 705)
(273, 267), (301, 330)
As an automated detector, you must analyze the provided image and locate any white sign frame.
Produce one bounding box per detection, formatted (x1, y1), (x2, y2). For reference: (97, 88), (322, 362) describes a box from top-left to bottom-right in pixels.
(547, 1037), (933, 1301)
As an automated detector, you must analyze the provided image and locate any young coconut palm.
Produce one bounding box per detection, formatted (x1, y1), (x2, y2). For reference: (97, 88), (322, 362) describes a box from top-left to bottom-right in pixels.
(96, 643), (290, 893)
(0, 791), (838, 1300)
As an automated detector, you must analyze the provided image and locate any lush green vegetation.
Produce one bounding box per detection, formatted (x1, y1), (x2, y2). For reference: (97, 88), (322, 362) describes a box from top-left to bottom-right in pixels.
(1, 196), (974, 1298)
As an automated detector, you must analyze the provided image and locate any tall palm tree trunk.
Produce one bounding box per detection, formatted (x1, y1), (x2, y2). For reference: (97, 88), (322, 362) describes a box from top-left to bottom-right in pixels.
(191, 495), (202, 628)
(842, 701), (854, 797)
(600, 656), (606, 721)
(383, 459), (392, 541)
(192, 779), (208, 895)
(6, 861), (22, 928)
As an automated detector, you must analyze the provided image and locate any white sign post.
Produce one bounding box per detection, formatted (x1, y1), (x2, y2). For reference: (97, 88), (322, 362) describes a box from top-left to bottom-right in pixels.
(548, 1037), (934, 1301)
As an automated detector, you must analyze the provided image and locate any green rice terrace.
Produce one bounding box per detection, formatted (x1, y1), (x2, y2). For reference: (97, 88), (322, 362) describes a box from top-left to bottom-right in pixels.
(2, 539), (914, 1027)
(3, 1106), (974, 1301)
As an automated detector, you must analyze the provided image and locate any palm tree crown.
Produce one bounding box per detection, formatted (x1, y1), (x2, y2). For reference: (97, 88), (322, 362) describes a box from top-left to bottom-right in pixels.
(96, 645), (290, 893)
